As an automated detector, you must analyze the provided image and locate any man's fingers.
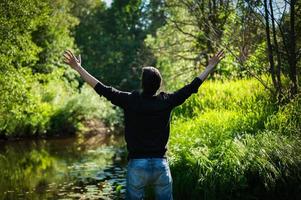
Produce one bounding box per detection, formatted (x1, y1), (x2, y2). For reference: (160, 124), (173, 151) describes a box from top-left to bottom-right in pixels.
(69, 50), (77, 60)
(66, 49), (73, 55)
(63, 53), (70, 60)
(220, 52), (225, 59)
(64, 51), (73, 60)
(218, 53), (224, 59)
(214, 50), (220, 57)
(76, 54), (81, 64)
(217, 50), (224, 57)
(218, 54), (225, 61)
(66, 49), (75, 59)
(213, 50), (223, 58)
(63, 59), (70, 64)
(63, 51), (70, 58)
(217, 51), (225, 59)
(209, 50), (225, 66)
(66, 49), (81, 63)
(64, 49), (72, 56)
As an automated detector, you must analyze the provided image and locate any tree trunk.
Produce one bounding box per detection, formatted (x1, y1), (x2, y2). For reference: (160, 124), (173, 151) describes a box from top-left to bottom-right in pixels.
(269, 0), (282, 97)
(289, 0), (298, 96)
(264, 0), (277, 94)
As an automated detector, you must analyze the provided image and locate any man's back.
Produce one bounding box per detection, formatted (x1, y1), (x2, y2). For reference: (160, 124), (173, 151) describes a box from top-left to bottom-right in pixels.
(124, 92), (173, 159)
(93, 77), (203, 159)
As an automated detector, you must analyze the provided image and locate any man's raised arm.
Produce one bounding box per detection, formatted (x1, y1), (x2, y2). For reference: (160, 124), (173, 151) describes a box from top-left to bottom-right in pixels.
(167, 50), (225, 108)
(63, 50), (130, 108)
(198, 50), (224, 82)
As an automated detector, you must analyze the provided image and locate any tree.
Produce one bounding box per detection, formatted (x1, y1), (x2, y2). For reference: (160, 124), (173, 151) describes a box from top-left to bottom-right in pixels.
(245, 0), (300, 99)
(146, 0), (245, 88)
(73, 0), (166, 90)
(146, 0), (300, 98)
(0, 0), (79, 136)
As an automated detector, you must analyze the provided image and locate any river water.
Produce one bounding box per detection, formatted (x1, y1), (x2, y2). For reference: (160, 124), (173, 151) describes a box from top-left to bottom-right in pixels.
(0, 134), (127, 200)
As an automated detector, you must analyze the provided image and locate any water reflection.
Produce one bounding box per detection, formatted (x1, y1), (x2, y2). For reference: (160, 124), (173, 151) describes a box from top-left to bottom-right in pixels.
(0, 135), (127, 200)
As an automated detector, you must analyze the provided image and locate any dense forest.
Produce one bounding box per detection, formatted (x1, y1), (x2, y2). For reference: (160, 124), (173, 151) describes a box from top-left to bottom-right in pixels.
(0, 0), (300, 199)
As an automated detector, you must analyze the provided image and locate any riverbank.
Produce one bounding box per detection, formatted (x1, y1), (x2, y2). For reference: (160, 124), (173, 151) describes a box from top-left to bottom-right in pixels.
(0, 120), (126, 156)
(0, 118), (122, 143)
(0, 79), (123, 140)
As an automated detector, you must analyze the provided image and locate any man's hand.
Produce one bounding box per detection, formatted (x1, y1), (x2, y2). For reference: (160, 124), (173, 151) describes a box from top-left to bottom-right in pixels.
(63, 50), (81, 70)
(63, 49), (99, 87)
(207, 50), (225, 68)
(198, 50), (225, 81)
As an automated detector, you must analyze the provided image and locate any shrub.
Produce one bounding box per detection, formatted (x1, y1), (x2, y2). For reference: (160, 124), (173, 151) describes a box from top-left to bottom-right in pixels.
(49, 83), (123, 135)
(0, 68), (122, 138)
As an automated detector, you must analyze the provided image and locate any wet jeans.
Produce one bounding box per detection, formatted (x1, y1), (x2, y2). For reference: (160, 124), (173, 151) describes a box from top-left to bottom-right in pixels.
(126, 158), (173, 200)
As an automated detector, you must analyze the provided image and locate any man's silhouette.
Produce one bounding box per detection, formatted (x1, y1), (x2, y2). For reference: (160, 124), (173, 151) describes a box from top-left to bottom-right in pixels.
(63, 49), (224, 200)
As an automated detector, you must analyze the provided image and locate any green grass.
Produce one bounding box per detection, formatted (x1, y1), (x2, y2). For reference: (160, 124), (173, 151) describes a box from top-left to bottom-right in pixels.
(168, 78), (301, 200)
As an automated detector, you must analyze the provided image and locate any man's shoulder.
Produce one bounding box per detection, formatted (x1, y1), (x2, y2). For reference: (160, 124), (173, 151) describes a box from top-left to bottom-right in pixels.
(128, 90), (142, 100)
(131, 90), (140, 95)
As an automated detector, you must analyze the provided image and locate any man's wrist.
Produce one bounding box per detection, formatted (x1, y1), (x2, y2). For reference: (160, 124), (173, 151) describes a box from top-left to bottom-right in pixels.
(206, 64), (215, 70)
(74, 64), (82, 72)
(198, 64), (215, 81)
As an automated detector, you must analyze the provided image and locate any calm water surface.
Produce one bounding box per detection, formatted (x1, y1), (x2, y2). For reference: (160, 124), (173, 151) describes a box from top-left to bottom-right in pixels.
(0, 134), (127, 200)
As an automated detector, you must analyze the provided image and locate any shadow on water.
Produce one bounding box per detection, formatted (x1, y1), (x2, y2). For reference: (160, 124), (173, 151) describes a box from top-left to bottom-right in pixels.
(0, 133), (127, 200)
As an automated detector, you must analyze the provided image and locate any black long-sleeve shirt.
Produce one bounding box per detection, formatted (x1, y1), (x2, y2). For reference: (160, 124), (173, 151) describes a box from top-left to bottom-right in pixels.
(94, 77), (203, 159)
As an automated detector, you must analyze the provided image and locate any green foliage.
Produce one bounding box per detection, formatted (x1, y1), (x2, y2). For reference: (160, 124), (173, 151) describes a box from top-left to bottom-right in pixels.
(168, 78), (301, 199)
(0, 0), (124, 137)
(0, 0), (75, 137)
(265, 94), (301, 136)
(0, 0), (300, 199)
(0, 0), (43, 71)
(145, 10), (200, 88)
(0, 66), (122, 137)
(0, 67), (56, 137)
(145, 0), (273, 88)
(31, 0), (79, 73)
(49, 83), (123, 135)
(73, 0), (165, 90)
(0, 0), (78, 73)
(172, 78), (274, 119)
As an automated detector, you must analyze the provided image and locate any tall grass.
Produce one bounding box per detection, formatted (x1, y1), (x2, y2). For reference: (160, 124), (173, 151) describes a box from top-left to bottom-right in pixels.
(168, 78), (301, 200)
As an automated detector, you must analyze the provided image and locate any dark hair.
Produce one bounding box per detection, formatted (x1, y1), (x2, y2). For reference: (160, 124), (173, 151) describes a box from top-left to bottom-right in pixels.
(141, 66), (162, 96)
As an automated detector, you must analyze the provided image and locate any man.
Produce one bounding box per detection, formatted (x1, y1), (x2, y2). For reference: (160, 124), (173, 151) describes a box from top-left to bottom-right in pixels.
(63, 49), (224, 200)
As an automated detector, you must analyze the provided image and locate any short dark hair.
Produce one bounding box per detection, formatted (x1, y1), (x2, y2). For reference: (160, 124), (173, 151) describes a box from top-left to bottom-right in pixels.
(141, 66), (162, 96)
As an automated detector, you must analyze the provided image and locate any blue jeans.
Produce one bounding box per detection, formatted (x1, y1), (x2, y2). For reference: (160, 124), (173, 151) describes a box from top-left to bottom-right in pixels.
(126, 158), (173, 200)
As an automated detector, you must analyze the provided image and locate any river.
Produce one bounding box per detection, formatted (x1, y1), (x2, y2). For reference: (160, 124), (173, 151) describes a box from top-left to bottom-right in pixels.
(0, 133), (127, 200)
